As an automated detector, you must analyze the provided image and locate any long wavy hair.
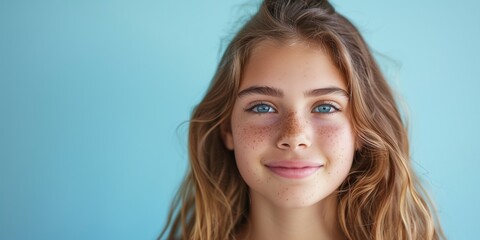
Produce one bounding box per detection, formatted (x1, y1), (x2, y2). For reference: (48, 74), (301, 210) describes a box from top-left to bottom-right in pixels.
(160, 0), (444, 239)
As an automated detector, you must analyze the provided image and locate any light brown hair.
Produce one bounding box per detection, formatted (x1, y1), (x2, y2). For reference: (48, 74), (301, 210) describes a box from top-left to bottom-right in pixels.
(160, 0), (445, 239)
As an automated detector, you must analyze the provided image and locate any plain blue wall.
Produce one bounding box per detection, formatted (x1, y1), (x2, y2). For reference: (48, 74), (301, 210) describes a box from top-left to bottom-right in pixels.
(1, 0), (479, 239)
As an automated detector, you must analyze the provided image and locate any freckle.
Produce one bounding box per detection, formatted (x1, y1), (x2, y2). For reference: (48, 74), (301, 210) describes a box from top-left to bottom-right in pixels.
(279, 112), (302, 138)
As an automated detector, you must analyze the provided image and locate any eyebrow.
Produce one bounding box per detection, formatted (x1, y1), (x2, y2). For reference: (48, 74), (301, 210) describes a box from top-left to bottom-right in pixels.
(305, 88), (349, 98)
(237, 85), (349, 99)
(237, 86), (283, 98)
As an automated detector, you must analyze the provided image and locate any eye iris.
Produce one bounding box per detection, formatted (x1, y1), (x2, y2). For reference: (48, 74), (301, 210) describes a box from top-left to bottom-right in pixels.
(317, 105), (332, 113)
(256, 104), (271, 113)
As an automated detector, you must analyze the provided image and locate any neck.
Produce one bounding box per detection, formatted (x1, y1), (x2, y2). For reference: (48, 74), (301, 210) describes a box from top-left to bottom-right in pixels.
(240, 194), (344, 240)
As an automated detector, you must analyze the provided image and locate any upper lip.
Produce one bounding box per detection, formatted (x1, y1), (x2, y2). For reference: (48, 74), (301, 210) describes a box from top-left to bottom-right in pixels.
(264, 160), (323, 168)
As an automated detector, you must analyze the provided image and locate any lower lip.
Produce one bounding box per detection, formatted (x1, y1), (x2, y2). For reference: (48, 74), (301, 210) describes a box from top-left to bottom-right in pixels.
(267, 166), (321, 179)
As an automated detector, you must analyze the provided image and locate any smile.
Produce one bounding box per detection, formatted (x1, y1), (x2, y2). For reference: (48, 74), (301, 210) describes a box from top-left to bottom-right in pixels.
(265, 161), (323, 179)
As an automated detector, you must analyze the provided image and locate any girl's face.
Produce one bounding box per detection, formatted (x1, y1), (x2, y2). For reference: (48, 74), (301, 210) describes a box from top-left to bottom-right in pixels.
(223, 40), (356, 208)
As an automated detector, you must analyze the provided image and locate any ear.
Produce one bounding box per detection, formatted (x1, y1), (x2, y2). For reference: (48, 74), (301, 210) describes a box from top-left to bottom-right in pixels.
(220, 120), (234, 150)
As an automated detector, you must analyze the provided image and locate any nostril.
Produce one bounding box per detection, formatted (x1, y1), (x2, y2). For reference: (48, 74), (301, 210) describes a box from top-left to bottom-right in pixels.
(277, 137), (311, 150)
(276, 112), (311, 150)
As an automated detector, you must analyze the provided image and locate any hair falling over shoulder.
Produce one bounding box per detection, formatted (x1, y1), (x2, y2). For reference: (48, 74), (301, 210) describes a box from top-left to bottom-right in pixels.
(159, 0), (445, 239)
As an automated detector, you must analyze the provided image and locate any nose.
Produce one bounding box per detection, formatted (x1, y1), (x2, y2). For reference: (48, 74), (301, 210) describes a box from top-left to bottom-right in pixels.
(276, 111), (311, 150)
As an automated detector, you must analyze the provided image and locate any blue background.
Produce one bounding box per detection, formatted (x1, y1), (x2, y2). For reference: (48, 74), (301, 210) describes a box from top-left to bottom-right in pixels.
(1, 0), (478, 239)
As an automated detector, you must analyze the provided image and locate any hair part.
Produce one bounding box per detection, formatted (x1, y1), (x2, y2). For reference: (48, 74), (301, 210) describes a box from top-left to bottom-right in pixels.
(160, 0), (444, 239)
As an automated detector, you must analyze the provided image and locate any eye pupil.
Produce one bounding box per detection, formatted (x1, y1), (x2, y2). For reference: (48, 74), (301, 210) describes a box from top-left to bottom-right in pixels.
(251, 104), (335, 113)
(316, 105), (332, 113)
(256, 104), (271, 113)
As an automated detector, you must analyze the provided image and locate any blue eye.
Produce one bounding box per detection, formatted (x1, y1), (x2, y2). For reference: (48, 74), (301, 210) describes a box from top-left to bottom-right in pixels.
(313, 104), (337, 113)
(250, 104), (275, 113)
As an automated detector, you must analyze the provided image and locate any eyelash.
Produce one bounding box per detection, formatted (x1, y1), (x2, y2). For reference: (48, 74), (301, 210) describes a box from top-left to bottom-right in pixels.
(245, 101), (341, 114)
(312, 101), (340, 113)
(246, 102), (276, 113)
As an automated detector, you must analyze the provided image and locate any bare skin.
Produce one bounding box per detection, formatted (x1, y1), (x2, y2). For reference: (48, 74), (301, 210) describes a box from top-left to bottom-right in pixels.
(224, 40), (355, 240)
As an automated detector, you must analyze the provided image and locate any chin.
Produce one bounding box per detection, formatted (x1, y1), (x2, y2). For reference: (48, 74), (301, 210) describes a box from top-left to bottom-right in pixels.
(268, 189), (336, 210)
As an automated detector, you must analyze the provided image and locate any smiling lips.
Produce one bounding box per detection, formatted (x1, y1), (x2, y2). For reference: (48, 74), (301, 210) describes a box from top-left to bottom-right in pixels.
(265, 161), (323, 179)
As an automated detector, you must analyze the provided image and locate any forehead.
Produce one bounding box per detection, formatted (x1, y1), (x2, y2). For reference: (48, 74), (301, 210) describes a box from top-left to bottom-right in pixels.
(241, 40), (347, 91)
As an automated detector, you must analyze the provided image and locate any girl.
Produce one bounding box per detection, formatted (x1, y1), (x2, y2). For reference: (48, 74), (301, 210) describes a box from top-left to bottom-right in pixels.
(160, 0), (444, 239)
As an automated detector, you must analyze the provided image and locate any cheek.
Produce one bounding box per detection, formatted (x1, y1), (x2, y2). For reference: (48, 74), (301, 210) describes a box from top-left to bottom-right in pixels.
(315, 121), (355, 170)
(232, 120), (275, 152)
(231, 121), (275, 187)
